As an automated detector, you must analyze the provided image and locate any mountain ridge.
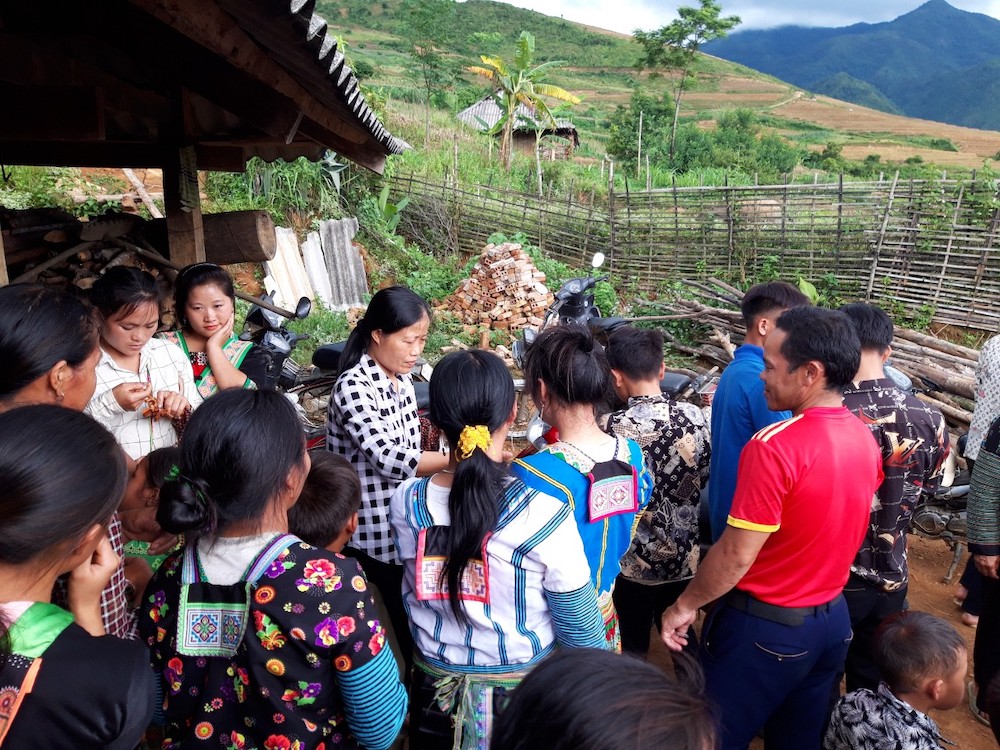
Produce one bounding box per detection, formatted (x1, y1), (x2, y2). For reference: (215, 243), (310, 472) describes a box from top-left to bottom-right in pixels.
(704, 0), (1000, 129)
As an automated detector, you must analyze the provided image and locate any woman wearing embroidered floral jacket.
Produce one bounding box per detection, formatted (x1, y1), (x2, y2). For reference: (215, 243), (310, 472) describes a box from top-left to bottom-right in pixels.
(390, 350), (608, 750)
(139, 389), (407, 750)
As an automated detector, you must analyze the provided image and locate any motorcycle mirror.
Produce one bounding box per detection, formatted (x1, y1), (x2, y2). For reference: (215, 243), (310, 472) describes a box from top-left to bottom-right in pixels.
(591, 252), (606, 269)
(295, 297), (312, 320)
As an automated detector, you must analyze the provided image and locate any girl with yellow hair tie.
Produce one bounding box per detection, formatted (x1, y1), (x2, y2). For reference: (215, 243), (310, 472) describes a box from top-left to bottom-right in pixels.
(390, 350), (607, 750)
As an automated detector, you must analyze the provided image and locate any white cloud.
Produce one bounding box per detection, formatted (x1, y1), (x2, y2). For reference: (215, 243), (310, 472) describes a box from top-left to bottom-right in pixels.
(494, 0), (1000, 34)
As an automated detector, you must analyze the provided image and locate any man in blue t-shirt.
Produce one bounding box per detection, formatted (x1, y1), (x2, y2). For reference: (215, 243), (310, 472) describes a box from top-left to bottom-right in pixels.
(707, 281), (810, 541)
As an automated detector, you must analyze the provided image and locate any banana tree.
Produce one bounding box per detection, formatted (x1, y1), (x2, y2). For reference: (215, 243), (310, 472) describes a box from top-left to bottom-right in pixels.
(468, 31), (580, 171)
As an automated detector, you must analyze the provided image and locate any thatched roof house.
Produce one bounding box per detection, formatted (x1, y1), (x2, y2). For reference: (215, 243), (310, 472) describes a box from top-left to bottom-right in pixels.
(457, 94), (579, 157)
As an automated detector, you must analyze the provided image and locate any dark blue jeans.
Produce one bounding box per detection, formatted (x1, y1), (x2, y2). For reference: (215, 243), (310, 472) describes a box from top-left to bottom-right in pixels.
(841, 575), (908, 693)
(700, 595), (852, 750)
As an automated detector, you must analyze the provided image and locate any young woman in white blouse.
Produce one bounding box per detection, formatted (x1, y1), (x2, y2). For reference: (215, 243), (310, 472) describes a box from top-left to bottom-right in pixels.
(326, 286), (448, 678)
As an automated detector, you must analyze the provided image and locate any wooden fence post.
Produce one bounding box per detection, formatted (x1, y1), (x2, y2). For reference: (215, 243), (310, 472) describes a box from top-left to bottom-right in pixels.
(866, 171), (900, 299)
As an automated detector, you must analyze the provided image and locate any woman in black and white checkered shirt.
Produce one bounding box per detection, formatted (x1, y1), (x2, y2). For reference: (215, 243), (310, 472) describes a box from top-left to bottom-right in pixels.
(326, 286), (449, 679)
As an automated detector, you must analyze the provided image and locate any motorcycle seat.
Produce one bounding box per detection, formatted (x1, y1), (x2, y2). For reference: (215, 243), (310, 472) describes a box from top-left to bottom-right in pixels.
(312, 341), (346, 372)
(660, 371), (693, 396)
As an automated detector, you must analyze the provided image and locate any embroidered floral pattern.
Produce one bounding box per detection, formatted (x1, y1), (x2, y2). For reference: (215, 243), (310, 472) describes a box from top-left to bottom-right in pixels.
(140, 542), (382, 748)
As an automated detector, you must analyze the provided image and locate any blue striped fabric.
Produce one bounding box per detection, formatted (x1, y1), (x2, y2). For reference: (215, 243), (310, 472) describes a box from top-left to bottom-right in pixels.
(546, 585), (610, 649)
(337, 648), (407, 750)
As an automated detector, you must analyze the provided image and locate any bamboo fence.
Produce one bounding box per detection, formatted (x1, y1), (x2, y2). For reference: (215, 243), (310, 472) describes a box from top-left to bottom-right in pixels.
(392, 171), (1000, 332)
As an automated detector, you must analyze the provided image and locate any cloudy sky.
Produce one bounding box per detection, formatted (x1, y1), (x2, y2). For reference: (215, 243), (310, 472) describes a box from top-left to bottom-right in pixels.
(495, 0), (1000, 34)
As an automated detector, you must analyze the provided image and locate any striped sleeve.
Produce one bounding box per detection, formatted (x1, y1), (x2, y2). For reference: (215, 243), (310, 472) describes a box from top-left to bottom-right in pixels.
(969, 441), (1000, 556)
(336, 648), (407, 750)
(545, 585), (609, 650)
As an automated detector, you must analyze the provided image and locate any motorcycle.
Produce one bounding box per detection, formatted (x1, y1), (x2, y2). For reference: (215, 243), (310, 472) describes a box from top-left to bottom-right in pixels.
(512, 252), (628, 369)
(910, 434), (970, 582)
(240, 293), (312, 391)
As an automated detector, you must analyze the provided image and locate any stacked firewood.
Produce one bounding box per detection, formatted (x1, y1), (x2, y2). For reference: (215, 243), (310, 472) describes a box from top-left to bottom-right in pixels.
(441, 242), (553, 332)
(633, 277), (979, 429)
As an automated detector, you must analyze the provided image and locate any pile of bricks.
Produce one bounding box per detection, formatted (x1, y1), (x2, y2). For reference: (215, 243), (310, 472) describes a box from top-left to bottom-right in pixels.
(442, 242), (553, 331)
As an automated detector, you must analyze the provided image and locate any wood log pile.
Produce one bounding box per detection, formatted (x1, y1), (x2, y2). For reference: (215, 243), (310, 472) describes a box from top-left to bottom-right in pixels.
(440, 242), (553, 332)
(631, 277), (980, 429)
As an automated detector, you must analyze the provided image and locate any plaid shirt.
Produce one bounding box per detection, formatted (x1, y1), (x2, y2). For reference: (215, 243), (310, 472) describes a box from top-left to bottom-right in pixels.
(52, 513), (137, 640)
(85, 338), (201, 460)
(326, 353), (421, 564)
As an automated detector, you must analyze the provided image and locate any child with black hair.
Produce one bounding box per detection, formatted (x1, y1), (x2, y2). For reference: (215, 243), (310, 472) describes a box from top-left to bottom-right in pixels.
(289, 451), (362, 552)
(140, 389), (406, 750)
(390, 350), (608, 750)
(825, 610), (965, 749)
(86, 266), (199, 459)
(489, 649), (716, 750)
(602, 326), (711, 658)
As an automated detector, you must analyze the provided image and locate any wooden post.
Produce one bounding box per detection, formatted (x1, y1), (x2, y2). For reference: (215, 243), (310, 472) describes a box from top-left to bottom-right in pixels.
(0, 224), (8, 286)
(162, 145), (205, 267)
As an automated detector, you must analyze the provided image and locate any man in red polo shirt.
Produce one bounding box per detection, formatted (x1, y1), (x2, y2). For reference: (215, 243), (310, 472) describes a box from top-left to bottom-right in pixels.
(661, 306), (883, 750)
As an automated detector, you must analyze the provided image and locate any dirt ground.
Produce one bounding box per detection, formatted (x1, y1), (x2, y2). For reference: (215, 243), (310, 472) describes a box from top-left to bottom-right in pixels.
(648, 535), (996, 749)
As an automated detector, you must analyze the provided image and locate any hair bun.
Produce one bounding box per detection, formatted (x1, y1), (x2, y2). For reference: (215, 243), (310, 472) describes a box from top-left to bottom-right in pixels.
(157, 475), (213, 534)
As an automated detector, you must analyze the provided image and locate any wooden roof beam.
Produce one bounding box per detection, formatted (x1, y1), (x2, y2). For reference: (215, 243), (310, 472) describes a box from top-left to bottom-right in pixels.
(125, 0), (386, 171)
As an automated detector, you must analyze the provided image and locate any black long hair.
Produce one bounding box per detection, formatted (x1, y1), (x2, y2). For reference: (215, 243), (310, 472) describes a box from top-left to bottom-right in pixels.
(429, 350), (515, 622)
(490, 649), (716, 750)
(524, 326), (612, 415)
(156, 389), (306, 536)
(339, 286), (431, 376)
(0, 284), (98, 403)
(173, 263), (235, 328)
(0, 405), (127, 661)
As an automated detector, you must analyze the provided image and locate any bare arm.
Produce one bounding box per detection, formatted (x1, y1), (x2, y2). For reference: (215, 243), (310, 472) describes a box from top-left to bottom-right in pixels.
(660, 526), (770, 651)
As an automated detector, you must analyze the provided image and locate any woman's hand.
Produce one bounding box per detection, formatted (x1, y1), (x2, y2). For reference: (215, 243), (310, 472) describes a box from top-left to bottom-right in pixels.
(67, 534), (119, 636)
(112, 382), (152, 411)
(154, 390), (191, 420)
(206, 313), (235, 351)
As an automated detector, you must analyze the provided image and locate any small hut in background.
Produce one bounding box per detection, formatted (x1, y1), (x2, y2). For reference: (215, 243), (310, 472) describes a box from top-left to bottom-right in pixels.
(457, 94), (579, 159)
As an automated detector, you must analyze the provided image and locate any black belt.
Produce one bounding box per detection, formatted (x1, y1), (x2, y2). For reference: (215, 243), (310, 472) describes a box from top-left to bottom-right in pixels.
(724, 589), (844, 627)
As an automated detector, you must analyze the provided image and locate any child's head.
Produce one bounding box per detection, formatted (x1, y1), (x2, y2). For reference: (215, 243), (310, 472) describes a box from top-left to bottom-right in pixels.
(91, 266), (162, 359)
(174, 263), (236, 339)
(156, 389), (308, 537)
(606, 326), (666, 398)
(490, 649), (715, 750)
(524, 326), (611, 414)
(740, 280), (810, 340)
(122, 446), (181, 542)
(288, 451), (361, 552)
(874, 610), (967, 710)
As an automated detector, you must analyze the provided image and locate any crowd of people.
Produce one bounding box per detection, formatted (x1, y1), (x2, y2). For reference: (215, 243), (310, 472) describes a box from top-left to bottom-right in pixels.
(0, 266), (995, 750)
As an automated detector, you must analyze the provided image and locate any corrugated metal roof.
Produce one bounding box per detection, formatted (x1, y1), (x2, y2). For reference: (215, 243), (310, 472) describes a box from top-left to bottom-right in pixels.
(226, 0), (409, 157)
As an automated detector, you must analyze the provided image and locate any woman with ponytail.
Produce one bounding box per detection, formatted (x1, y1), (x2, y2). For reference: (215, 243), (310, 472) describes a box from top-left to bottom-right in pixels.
(327, 286), (449, 677)
(139, 389), (407, 750)
(0, 405), (154, 748)
(510, 326), (652, 652)
(390, 350), (608, 750)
